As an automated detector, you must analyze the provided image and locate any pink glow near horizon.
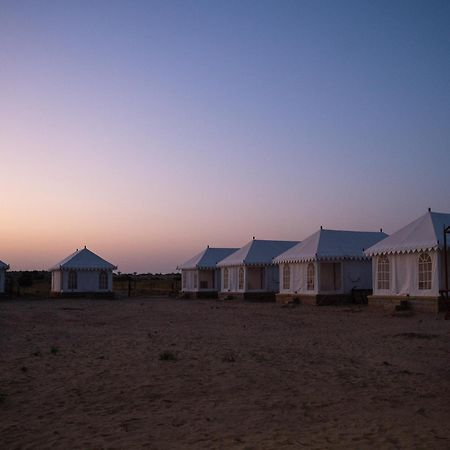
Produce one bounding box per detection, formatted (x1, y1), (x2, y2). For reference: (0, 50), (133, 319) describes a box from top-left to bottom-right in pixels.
(1, 2), (449, 272)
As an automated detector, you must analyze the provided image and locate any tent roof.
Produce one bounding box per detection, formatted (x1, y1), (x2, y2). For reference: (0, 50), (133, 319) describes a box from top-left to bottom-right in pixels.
(178, 247), (239, 270)
(217, 239), (299, 267)
(275, 229), (387, 263)
(50, 247), (117, 271)
(365, 211), (450, 256)
(0, 260), (9, 270)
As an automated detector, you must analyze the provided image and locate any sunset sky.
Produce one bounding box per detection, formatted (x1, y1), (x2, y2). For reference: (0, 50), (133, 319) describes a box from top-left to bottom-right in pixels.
(1, 0), (449, 273)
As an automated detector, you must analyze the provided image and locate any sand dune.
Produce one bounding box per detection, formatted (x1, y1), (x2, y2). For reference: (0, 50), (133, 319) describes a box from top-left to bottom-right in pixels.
(1, 298), (450, 449)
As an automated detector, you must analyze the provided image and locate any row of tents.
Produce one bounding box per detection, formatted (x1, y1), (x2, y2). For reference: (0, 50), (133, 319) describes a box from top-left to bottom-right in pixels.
(178, 211), (450, 313)
(1, 210), (449, 312)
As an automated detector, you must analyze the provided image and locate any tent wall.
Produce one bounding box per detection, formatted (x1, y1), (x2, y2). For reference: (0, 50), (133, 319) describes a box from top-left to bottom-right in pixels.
(52, 269), (113, 293)
(214, 269), (222, 291)
(264, 265), (280, 292)
(279, 262), (319, 295)
(372, 251), (440, 297)
(183, 269), (218, 292)
(0, 269), (5, 293)
(221, 266), (240, 292)
(246, 267), (264, 290)
(220, 265), (280, 293)
(51, 271), (62, 292)
(319, 262), (342, 293)
(280, 260), (371, 295)
(198, 269), (214, 290)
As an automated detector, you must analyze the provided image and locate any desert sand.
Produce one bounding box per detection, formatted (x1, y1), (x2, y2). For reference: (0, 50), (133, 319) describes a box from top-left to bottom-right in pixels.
(1, 297), (450, 449)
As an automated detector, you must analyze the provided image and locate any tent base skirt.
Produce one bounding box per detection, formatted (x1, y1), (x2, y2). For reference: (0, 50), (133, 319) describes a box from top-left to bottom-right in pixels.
(276, 293), (357, 306)
(368, 295), (444, 313)
(179, 290), (218, 299)
(50, 291), (115, 299)
(218, 292), (276, 302)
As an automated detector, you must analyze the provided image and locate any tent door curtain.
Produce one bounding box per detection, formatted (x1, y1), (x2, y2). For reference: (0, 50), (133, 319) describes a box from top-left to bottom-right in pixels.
(199, 270), (214, 290)
(246, 267), (265, 291)
(319, 262), (342, 292)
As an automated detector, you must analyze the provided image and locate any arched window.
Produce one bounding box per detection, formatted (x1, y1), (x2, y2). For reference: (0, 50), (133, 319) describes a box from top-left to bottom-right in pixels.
(283, 264), (290, 290)
(223, 268), (229, 290)
(418, 252), (432, 290)
(307, 263), (315, 291)
(99, 271), (108, 289)
(68, 270), (77, 290)
(377, 255), (390, 290)
(238, 267), (244, 290)
(193, 272), (198, 289)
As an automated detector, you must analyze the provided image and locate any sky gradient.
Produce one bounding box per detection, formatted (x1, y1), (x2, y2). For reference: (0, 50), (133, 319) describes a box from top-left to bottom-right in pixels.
(1, 0), (450, 272)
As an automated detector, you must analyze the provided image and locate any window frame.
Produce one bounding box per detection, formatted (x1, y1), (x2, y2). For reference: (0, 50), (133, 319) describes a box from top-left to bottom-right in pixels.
(68, 270), (78, 290)
(238, 267), (244, 290)
(418, 252), (432, 290)
(377, 255), (390, 290)
(282, 264), (290, 290)
(99, 270), (108, 290)
(223, 268), (229, 290)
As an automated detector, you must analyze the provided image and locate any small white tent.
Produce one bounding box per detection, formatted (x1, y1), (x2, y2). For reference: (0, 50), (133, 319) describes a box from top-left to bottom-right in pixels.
(50, 247), (117, 297)
(365, 211), (450, 312)
(217, 239), (298, 300)
(178, 246), (239, 298)
(275, 229), (387, 305)
(0, 260), (9, 295)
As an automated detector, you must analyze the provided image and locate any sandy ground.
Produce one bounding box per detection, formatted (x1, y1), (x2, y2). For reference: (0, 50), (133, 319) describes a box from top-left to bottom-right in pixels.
(1, 297), (450, 449)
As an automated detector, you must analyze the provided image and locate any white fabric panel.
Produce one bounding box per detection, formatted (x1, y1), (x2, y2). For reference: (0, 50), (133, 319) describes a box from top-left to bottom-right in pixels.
(373, 251), (440, 297)
(282, 262), (318, 295)
(58, 269), (113, 292)
(51, 271), (61, 292)
(231, 266), (239, 291)
(182, 270), (191, 291)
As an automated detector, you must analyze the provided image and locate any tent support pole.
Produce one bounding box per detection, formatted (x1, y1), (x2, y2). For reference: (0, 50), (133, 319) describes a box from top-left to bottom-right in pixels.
(444, 225), (449, 294)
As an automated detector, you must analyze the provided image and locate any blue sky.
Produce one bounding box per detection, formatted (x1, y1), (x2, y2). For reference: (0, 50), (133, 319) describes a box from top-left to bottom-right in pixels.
(1, 0), (449, 272)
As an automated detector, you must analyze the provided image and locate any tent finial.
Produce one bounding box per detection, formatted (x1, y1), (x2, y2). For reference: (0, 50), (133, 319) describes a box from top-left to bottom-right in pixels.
(380, 228), (383, 233)
(428, 207), (431, 212)
(252, 236), (255, 240)
(320, 225), (323, 230)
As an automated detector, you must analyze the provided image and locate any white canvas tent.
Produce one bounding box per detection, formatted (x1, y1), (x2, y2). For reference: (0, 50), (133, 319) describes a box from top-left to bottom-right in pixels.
(178, 246), (239, 298)
(0, 260), (9, 294)
(50, 247), (117, 297)
(274, 228), (387, 305)
(364, 211), (450, 312)
(217, 239), (298, 300)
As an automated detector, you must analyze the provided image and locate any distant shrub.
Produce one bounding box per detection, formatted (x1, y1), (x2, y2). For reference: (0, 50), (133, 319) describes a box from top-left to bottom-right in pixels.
(159, 351), (177, 361)
(50, 346), (59, 355)
(18, 272), (33, 288)
(222, 352), (236, 363)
